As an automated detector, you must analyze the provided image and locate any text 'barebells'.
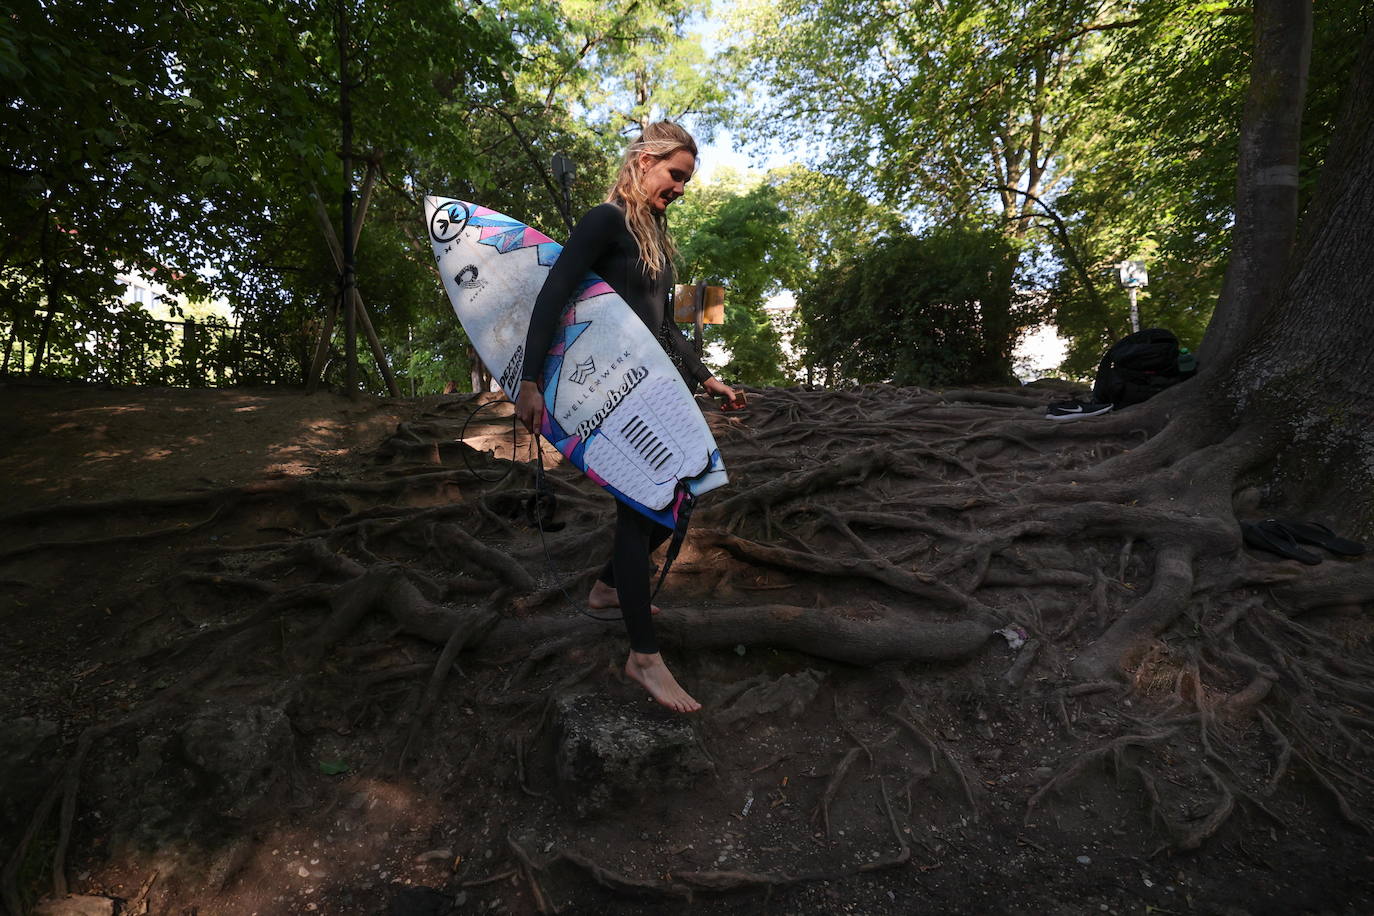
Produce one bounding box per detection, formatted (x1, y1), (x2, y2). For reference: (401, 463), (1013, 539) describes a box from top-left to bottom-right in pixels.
(576, 366), (648, 440)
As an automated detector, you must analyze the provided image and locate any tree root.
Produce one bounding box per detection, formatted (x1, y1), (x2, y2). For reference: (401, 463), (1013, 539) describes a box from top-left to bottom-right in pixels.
(529, 777), (914, 904)
(1071, 544), (1196, 680)
(1026, 729), (1179, 820)
(396, 590), (508, 771)
(887, 707), (979, 818)
(813, 747), (863, 837)
(700, 530), (999, 622)
(0, 501), (231, 563)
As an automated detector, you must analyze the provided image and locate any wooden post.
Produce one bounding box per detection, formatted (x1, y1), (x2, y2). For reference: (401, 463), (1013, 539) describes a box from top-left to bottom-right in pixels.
(306, 294), (339, 393)
(183, 316), (201, 386)
(693, 282), (706, 356)
(307, 175), (402, 397)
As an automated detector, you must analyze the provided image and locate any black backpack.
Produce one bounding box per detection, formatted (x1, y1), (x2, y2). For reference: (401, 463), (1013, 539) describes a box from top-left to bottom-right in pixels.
(1091, 328), (1195, 408)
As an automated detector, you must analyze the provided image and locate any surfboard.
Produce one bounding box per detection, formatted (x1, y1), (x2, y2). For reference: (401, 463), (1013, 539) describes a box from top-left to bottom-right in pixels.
(424, 196), (728, 529)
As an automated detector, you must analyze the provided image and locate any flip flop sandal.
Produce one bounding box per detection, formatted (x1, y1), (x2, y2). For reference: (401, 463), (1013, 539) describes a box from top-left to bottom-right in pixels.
(1240, 520), (1323, 565)
(1271, 519), (1367, 557)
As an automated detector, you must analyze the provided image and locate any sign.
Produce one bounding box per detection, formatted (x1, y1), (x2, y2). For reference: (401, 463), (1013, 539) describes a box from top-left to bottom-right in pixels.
(673, 284), (725, 324)
(1118, 260), (1148, 288)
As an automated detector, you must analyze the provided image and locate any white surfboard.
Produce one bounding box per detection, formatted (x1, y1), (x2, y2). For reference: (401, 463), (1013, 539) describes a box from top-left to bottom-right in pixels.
(424, 196), (727, 527)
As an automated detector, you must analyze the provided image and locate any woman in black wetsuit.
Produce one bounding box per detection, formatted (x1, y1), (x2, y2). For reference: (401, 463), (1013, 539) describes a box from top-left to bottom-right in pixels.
(515, 121), (741, 714)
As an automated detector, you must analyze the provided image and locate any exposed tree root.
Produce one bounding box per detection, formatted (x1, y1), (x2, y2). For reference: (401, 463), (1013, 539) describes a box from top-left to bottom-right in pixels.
(813, 746), (863, 837)
(12, 379), (1374, 912)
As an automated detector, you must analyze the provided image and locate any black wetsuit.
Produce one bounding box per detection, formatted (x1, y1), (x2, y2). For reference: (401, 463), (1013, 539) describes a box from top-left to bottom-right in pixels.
(522, 202), (711, 654)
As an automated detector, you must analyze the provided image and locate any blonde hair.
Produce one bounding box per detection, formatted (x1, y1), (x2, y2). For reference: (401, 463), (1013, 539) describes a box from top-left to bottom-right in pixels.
(605, 122), (698, 278)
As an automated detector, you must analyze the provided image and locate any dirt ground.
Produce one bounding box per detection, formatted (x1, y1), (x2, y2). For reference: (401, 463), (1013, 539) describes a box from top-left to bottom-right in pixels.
(1, 379), (1372, 916)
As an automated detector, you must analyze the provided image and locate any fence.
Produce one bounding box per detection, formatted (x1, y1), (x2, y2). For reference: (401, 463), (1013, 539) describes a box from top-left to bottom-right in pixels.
(0, 308), (302, 388)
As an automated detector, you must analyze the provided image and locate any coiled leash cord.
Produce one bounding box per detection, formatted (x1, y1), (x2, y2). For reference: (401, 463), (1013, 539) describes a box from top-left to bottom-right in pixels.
(456, 397), (621, 622)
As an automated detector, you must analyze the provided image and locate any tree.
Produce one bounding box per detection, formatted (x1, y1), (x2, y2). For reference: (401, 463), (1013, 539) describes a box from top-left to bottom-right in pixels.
(674, 178), (802, 385)
(0, 0), (512, 390)
(797, 226), (1027, 387)
(1041, 0), (1362, 376)
(766, 165), (905, 286)
(728, 0), (1130, 380)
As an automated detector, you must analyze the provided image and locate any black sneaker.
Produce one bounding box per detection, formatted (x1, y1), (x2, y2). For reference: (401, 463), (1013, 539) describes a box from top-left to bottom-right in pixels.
(1045, 399), (1113, 421)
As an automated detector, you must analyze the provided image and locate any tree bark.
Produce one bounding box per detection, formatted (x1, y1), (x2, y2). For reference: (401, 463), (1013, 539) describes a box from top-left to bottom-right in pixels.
(338, 0), (359, 396)
(1197, 0), (1311, 374)
(1217, 23), (1374, 525)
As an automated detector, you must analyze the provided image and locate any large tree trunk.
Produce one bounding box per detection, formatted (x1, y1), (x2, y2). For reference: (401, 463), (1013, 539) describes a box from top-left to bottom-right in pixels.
(1218, 21), (1374, 526)
(1197, 0), (1312, 374)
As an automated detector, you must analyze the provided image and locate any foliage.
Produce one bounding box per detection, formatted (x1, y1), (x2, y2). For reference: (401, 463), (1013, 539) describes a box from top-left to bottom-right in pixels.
(765, 166), (906, 283)
(1021, 0), (1365, 375)
(0, 0), (512, 385)
(0, 0), (747, 390)
(798, 226), (1026, 387)
(724, 0), (1120, 380)
(673, 177), (803, 385)
(729, 0), (1120, 221)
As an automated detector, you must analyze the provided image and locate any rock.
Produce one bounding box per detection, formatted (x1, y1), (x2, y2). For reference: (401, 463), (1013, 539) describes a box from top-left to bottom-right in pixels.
(414, 848), (454, 863)
(554, 693), (712, 816)
(31, 895), (118, 916)
(179, 702), (294, 817)
(714, 670), (825, 727)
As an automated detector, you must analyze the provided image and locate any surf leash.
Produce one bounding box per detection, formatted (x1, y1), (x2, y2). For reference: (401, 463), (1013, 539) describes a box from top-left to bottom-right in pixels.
(526, 435), (624, 622)
(454, 395), (689, 624)
(457, 396), (520, 484)
(648, 481), (695, 602)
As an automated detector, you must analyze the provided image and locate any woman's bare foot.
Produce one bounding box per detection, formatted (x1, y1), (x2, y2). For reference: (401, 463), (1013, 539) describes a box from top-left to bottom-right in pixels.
(624, 651), (701, 714)
(588, 580), (660, 615)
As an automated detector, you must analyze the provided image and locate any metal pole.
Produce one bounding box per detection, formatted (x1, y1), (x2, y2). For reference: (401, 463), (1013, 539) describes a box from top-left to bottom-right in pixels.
(1129, 287), (1140, 333)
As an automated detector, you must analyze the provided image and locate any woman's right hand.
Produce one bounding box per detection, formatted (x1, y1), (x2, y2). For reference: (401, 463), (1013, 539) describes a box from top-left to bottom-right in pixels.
(516, 380), (544, 434)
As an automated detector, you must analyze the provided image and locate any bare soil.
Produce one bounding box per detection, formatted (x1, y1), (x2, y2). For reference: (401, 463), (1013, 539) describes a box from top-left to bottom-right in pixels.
(1, 379), (1371, 916)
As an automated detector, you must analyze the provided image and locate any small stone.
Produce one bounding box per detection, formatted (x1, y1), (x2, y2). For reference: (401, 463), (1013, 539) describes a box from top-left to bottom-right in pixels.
(454, 891), (469, 906)
(1077, 855), (1092, 865)
(297, 865), (310, 877)
(413, 848), (453, 863)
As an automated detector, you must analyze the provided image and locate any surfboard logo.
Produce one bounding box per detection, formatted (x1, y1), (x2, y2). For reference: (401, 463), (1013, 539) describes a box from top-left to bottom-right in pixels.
(430, 201), (469, 243)
(575, 366), (648, 440)
(568, 357), (596, 385)
(498, 347), (524, 393)
(454, 264), (486, 300)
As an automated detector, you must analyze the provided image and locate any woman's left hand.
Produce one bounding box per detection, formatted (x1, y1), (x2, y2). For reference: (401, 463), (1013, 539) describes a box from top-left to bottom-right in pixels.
(703, 376), (746, 409)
